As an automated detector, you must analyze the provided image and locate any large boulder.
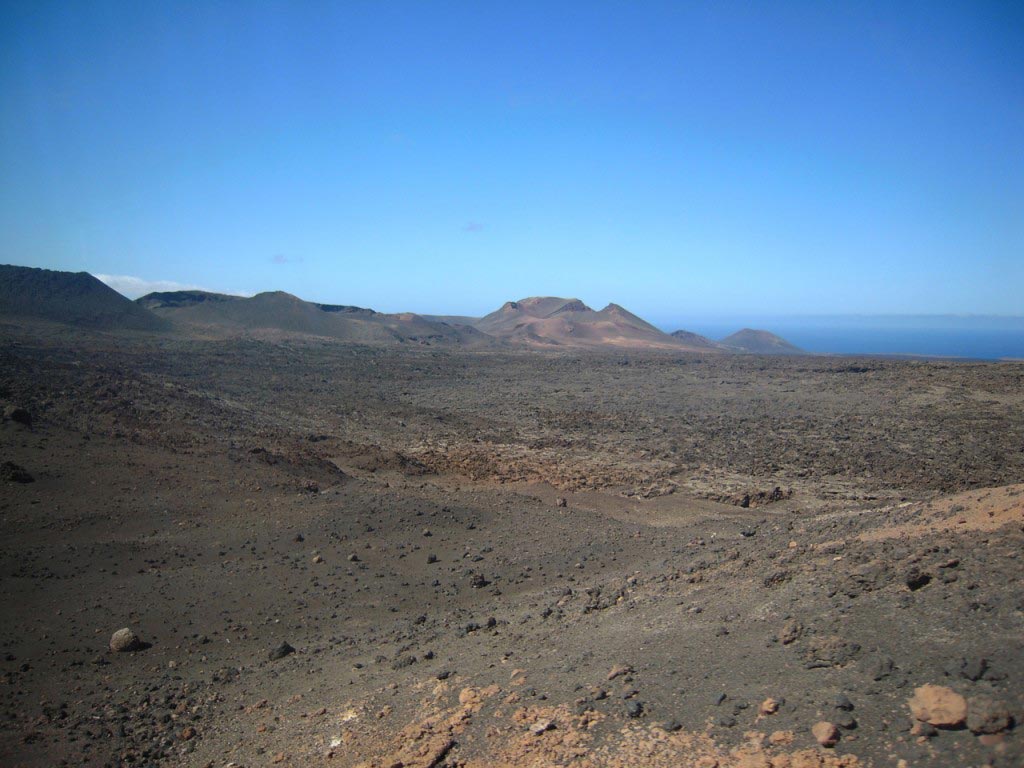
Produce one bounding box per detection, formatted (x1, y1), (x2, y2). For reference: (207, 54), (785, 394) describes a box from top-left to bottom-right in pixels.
(908, 684), (967, 728)
(109, 628), (144, 653)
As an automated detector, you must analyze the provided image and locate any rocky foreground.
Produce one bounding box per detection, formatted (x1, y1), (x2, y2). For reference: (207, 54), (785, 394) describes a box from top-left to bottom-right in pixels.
(0, 325), (1021, 767)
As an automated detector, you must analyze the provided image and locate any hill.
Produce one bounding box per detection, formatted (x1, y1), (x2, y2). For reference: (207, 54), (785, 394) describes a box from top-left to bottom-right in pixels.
(720, 328), (803, 354)
(474, 297), (717, 351)
(670, 329), (725, 350)
(0, 265), (167, 330)
(137, 289), (493, 347)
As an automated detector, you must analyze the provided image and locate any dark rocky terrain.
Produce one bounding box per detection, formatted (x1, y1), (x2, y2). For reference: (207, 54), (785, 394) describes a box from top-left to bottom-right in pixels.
(0, 316), (1021, 768)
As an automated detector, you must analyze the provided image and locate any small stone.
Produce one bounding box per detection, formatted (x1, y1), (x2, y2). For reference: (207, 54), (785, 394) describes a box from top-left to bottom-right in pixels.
(716, 715), (736, 728)
(529, 719), (554, 734)
(4, 406), (31, 427)
(957, 656), (989, 681)
(908, 684), (967, 728)
(426, 554), (438, 564)
(109, 628), (143, 653)
(663, 720), (683, 732)
(626, 701), (644, 718)
(870, 655), (896, 681)
(555, 497), (567, 508)
(607, 663), (633, 681)
(180, 727), (196, 741)
(966, 695), (1012, 734)
(834, 693), (854, 711)
(347, 553), (359, 562)
(778, 619), (803, 645)
(835, 712), (857, 730)
(312, 554), (324, 564)
(269, 642), (295, 661)
(812, 721), (839, 747)
(910, 721), (937, 739)
(759, 698), (779, 715)
(978, 733), (1006, 747)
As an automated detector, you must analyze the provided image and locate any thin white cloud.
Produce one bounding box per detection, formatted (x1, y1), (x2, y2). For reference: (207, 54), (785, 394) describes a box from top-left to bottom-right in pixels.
(94, 274), (254, 300)
(93, 274), (206, 299)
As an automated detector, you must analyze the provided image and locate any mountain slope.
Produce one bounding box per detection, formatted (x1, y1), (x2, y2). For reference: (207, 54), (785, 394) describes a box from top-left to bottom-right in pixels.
(138, 290), (493, 346)
(474, 297), (716, 350)
(0, 265), (168, 330)
(720, 328), (803, 354)
(670, 329), (725, 350)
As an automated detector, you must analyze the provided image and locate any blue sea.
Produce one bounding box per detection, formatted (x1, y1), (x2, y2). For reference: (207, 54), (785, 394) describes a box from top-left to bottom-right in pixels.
(654, 315), (1024, 361)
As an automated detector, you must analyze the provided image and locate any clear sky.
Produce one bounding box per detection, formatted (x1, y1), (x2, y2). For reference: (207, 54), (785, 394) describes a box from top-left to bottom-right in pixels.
(1, 1), (1022, 318)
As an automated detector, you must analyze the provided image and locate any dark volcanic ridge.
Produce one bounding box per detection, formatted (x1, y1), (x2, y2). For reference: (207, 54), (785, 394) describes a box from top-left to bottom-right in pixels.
(0, 264), (167, 331)
(137, 289), (494, 347)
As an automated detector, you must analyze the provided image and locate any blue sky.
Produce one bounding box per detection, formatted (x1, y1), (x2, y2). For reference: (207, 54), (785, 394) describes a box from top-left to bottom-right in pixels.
(1, 1), (1022, 318)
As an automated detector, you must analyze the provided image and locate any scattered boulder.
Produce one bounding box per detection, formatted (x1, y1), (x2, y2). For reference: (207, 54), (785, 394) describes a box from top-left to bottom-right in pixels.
(760, 698), (779, 715)
(530, 719), (555, 734)
(4, 406), (32, 427)
(1, 461), (33, 484)
(555, 497), (567, 508)
(312, 554), (324, 564)
(109, 628), (144, 653)
(967, 695), (1012, 734)
(778, 619), (803, 645)
(946, 656), (990, 681)
(812, 721), (840, 747)
(908, 684), (967, 728)
(803, 635), (860, 668)
(269, 642), (295, 661)
(905, 567), (932, 591)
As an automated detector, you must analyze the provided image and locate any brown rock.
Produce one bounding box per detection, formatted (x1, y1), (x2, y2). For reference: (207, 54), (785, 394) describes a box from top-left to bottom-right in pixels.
(908, 684), (967, 728)
(812, 721), (839, 747)
(607, 663), (633, 681)
(760, 697), (779, 715)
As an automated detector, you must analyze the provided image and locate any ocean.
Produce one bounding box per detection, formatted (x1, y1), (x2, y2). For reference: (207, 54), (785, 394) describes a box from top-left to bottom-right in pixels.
(656, 316), (1024, 361)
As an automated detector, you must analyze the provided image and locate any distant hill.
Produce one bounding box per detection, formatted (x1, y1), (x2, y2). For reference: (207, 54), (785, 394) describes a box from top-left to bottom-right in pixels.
(670, 329), (725, 350)
(720, 328), (803, 354)
(474, 297), (717, 351)
(0, 265), (167, 330)
(137, 290), (493, 347)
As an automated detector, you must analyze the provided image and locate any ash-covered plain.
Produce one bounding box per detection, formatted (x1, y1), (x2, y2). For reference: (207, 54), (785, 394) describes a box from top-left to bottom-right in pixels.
(1, 322), (1021, 768)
